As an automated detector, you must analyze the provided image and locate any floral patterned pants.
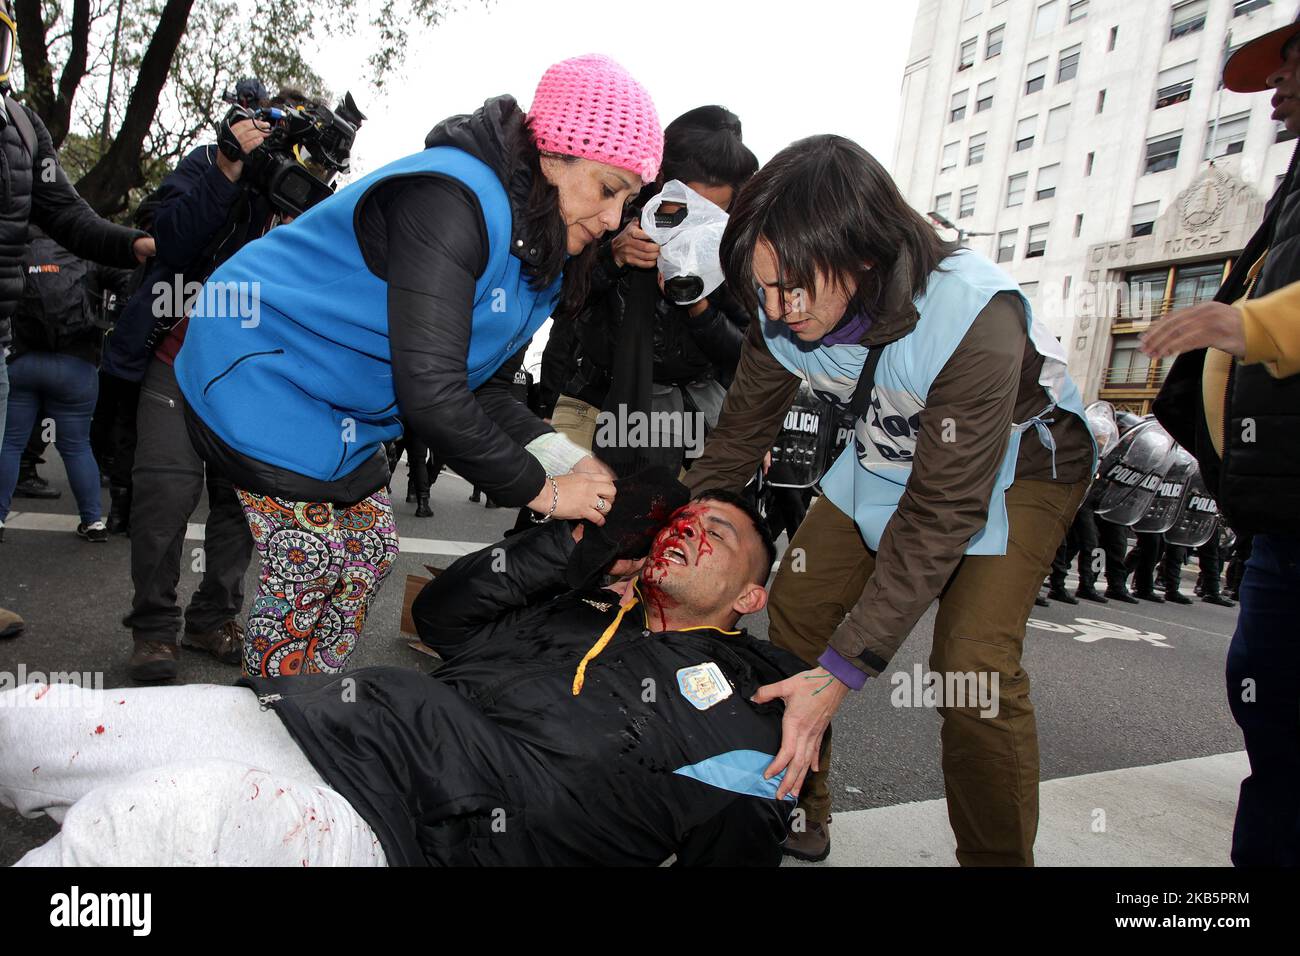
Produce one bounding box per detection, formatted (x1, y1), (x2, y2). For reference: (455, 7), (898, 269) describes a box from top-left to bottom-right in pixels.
(235, 489), (400, 677)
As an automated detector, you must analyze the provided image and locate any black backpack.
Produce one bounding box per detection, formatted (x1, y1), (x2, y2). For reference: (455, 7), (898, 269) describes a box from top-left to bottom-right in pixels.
(19, 235), (99, 337)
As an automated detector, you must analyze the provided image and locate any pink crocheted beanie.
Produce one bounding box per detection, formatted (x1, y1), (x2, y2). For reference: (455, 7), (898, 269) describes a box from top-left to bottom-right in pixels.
(528, 54), (663, 183)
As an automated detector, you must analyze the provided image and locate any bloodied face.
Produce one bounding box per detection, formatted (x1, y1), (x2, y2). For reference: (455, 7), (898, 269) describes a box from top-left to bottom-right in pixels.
(638, 500), (768, 629)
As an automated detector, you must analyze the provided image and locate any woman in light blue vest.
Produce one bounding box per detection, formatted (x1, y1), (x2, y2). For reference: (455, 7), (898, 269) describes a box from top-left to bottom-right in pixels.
(174, 55), (663, 677)
(682, 136), (1096, 865)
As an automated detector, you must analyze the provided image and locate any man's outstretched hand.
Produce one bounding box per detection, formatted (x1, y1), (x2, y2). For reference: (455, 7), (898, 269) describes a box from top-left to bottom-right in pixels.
(752, 668), (849, 800)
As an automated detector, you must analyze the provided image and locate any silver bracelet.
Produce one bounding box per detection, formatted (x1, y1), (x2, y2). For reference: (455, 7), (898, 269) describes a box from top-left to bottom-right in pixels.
(530, 474), (560, 523)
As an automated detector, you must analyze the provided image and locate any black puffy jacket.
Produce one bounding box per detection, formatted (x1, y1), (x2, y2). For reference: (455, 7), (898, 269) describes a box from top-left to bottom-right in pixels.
(1156, 142), (1300, 535)
(0, 99), (145, 347)
(242, 521), (800, 866)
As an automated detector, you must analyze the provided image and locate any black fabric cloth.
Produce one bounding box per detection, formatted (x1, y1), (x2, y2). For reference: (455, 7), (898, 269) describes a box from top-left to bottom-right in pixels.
(1095, 516), (1130, 589)
(566, 465), (691, 589)
(0, 100), (145, 347)
(243, 519), (801, 866)
(1155, 141), (1300, 535)
(1050, 505), (1101, 590)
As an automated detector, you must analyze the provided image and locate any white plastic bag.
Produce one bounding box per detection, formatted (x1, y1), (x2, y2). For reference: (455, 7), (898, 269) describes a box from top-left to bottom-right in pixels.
(639, 180), (728, 305)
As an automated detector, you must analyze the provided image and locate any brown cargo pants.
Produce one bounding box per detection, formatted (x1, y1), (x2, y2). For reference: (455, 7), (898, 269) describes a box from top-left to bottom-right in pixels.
(768, 477), (1089, 866)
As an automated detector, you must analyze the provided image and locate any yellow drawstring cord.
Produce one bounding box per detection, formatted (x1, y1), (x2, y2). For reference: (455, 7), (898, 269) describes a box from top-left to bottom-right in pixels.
(572, 594), (639, 696)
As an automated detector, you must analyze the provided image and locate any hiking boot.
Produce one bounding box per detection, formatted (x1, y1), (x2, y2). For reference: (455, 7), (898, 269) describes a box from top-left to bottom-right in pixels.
(1203, 592), (1236, 608)
(107, 484), (131, 535)
(1047, 585), (1079, 604)
(1076, 585), (1109, 604)
(1105, 585), (1140, 604)
(783, 815), (831, 863)
(414, 495), (433, 518)
(129, 639), (179, 682)
(76, 520), (109, 543)
(0, 607), (24, 639)
(1164, 589), (1193, 605)
(182, 620), (244, 666)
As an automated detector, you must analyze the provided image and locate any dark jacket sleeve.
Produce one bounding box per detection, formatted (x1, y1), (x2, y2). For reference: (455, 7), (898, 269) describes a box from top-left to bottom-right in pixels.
(474, 346), (552, 448)
(149, 146), (245, 270)
(369, 177), (549, 507)
(827, 293), (1027, 679)
(681, 298), (746, 372)
(684, 319), (803, 494)
(25, 106), (145, 268)
(411, 520), (577, 657)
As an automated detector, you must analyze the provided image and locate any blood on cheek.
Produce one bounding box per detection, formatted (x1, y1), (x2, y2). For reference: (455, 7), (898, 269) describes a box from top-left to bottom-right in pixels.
(640, 507), (714, 628)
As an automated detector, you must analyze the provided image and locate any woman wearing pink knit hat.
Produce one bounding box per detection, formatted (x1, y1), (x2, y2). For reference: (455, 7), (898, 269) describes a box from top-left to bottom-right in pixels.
(172, 55), (663, 678)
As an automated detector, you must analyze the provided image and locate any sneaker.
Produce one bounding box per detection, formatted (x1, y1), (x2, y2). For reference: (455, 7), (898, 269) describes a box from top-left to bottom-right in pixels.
(14, 472), (60, 500)
(129, 639), (179, 682)
(76, 520), (109, 543)
(1046, 585), (1079, 605)
(783, 814), (831, 862)
(1105, 585), (1140, 604)
(1075, 586), (1109, 604)
(182, 619), (244, 666)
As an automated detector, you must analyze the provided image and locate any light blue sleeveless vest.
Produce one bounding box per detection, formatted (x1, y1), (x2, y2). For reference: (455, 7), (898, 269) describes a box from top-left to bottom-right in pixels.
(175, 146), (561, 482)
(765, 250), (1095, 555)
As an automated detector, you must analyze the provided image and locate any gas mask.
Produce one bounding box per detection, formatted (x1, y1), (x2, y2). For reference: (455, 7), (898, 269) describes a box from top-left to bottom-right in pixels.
(640, 180), (728, 306)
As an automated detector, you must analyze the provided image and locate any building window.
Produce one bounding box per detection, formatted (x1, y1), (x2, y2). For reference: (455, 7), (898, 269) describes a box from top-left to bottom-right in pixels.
(1026, 223), (1049, 258)
(1026, 58), (1048, 95)
(1085, 151), (1095, 175)
(1155, 61), (1195, 108)
(1234, 0), (1271, 15)
(1130, 201), (1159, 237)
(976, 78), (995, 113)
(958, 37), (977, 71)
(1205, 112), (1250, 159)
(935, 192), (952, 218)
(941, 141), (959, 171)
(1108, 25), (1119, 50)
(1036, 163), (1060, 200)
(1057, 44), (1081, 82)
(950, 89), (969, 122)
(1015, 115), (1037, 151)
(1277, 121), (1298, 143)
(967, 132), (987, 165)
(1169, 0), (1207, 41)
(996, 229), (1017, 262)
(1021, 281), (1039, 300)
(965, 0), (984, 17)
(1062, 275), (1073, 300)
(986, 23), (1005, 58)
(1034, 0), (1059, 37)
(1106, 335), (1153, 387)
(1068, 0), (1089, 21)
(959, 185), (978, 219)
(1096, 89), (1106, 113)
(1074, 213), (1084, 236)
(1046, 104), (1070, 143)
(1007, 172), (1028, 207)
(1144, 132), (1181, 173)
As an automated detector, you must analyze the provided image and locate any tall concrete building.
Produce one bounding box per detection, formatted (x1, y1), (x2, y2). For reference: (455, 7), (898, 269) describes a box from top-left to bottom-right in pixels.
(892, 0), (1297, 413)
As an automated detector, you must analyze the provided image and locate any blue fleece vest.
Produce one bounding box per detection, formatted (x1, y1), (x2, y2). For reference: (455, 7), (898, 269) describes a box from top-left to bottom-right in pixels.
(174, 147), (561, 482)
(766, 250), (1095, 555)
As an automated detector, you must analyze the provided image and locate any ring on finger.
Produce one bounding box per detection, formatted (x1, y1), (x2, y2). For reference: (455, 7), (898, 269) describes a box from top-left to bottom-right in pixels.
(596, 496), (607, 512)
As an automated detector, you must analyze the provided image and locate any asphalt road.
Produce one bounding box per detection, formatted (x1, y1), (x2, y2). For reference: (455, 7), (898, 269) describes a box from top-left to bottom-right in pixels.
(0, 456), (1243, 865)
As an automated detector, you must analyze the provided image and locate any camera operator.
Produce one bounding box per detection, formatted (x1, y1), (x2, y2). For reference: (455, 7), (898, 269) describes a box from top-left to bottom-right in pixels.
(544, 106), (758, 477)
(108, 80), (321, 682)
(0, 0), (153, 641)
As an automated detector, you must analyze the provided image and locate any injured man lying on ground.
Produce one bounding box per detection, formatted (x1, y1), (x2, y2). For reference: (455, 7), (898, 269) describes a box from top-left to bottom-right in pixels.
(0, 477), (806, 866)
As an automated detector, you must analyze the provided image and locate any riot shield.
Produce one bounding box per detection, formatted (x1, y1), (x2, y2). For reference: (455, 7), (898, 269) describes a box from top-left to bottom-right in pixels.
(1085, 400), (1119, 458)
(1092, 419), (1178, 526)
(767, 384), (836, 489)
(1133, 446), (1196, 534)
(1164, 466), (1221, 548)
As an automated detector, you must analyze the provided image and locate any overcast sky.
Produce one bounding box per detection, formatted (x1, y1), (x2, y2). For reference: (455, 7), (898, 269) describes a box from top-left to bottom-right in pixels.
(315, 0), (921, 180)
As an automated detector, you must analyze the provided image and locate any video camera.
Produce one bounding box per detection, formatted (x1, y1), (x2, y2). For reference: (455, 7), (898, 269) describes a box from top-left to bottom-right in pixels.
(217, 89), (366, 218)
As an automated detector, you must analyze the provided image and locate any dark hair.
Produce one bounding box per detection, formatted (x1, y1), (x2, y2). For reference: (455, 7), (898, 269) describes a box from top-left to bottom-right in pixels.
(661, 106), (759, 193)
(720, 134), (956, 319)
(515, 116), (597, 314)
(693, 489), (777, 584)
